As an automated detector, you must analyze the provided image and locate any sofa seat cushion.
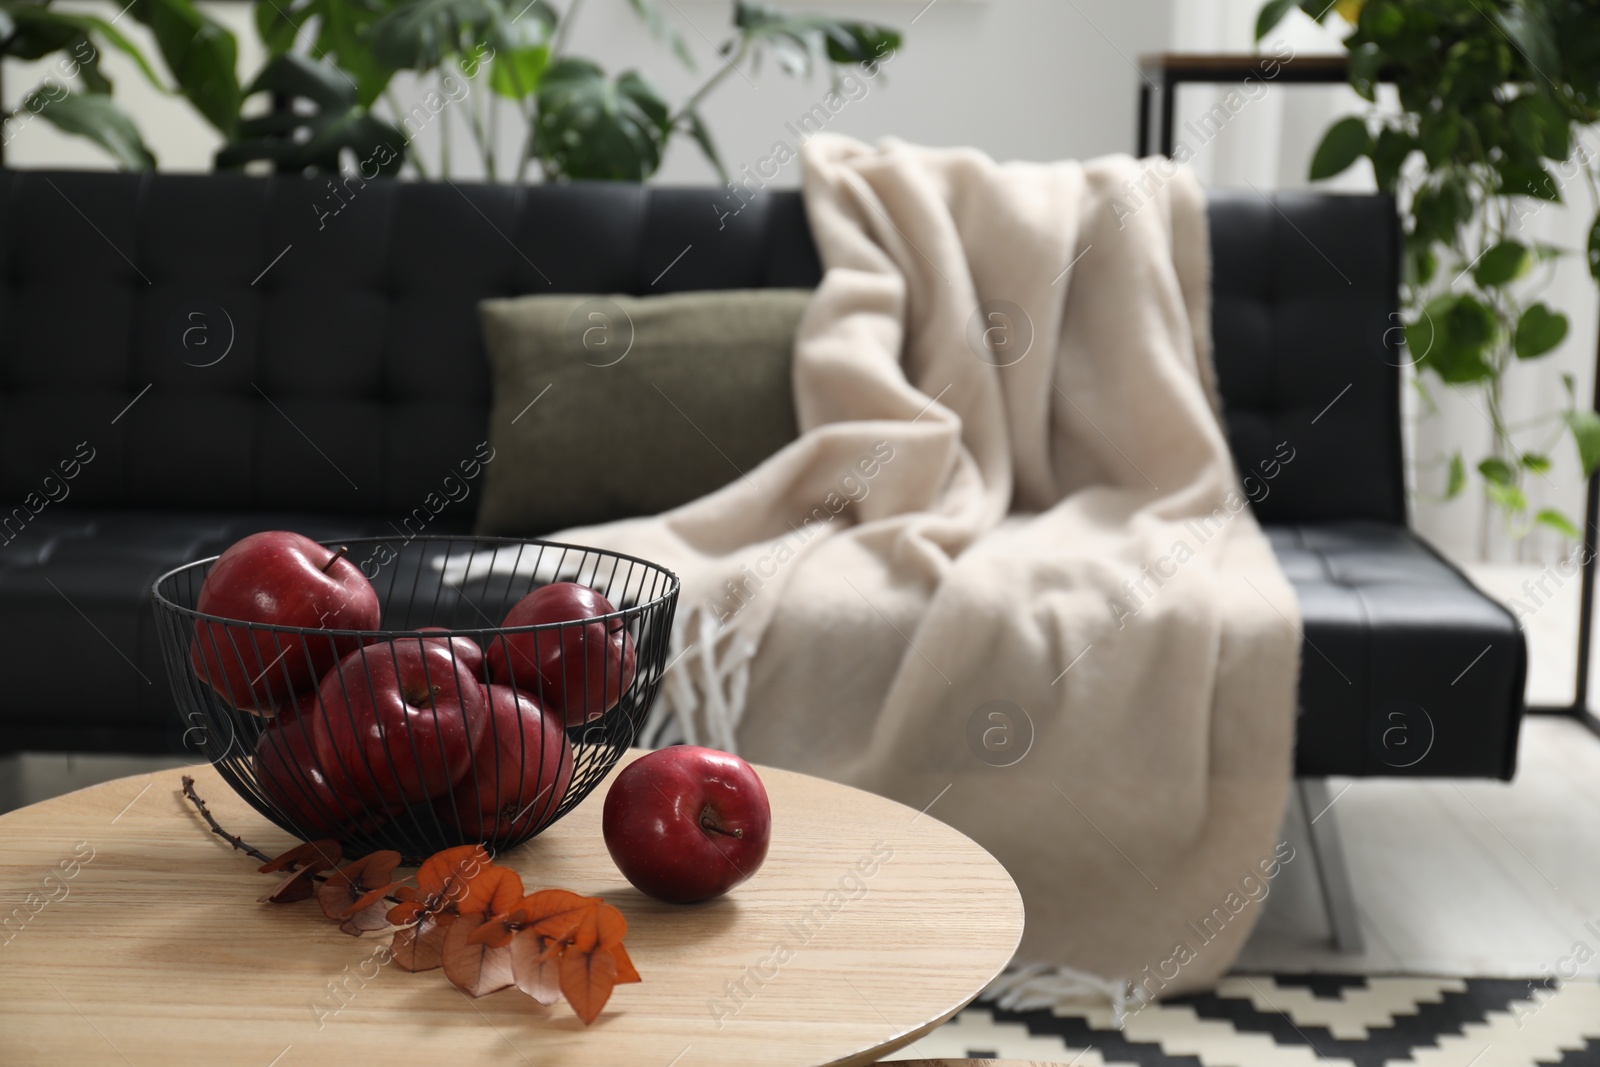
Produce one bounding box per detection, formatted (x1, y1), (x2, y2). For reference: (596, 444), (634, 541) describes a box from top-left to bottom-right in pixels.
(1271, 521), (1525, 779)
(0, 509), (467, 754)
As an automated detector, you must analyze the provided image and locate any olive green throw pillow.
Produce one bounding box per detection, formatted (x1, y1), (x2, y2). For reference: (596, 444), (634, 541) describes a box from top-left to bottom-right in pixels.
(476, 289), (813, 535)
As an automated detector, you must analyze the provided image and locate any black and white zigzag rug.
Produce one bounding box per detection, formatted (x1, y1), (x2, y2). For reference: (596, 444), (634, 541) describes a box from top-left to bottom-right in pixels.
(900, 976), (1600, 1065)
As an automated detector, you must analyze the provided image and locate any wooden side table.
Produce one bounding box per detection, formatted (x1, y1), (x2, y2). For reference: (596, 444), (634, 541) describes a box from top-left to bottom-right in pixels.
(0, 754), (1023, 1066)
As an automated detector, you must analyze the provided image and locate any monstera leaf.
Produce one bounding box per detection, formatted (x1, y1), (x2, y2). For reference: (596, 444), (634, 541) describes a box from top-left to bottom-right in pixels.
(534, 58), (671, 181)
(1, 3), (168, 94)
(126, 0), (241, 135)
(678, 107), (727, 183)
(625, 0), (692, 69)
(255, 0), (399, 106)
(216, 53), (404, 175)
(485, 12), (553, 99)
(367, 0), (554, 88)
(0, 3), (167, 168)
(732, 1), (899, 76)
(24, 89), (155, 169)
(367, 0), (494, 70)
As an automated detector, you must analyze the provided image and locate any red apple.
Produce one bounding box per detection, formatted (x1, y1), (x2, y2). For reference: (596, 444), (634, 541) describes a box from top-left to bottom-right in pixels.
(602, 746), (771, 904)
(312, 638), (488, 808)
(254, 695), (387, 838)
(438, 685), (573, 842)
(190, 532), (380, 713)
(485, 582), (637, 726)
(417, 627), (486, 681)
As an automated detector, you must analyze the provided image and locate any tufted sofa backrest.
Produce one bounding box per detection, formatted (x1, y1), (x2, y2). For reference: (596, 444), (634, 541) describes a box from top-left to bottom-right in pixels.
(0, 170), (819, 518)
(0, 170), (1400, 525)
(1207, 189), (1405, 525)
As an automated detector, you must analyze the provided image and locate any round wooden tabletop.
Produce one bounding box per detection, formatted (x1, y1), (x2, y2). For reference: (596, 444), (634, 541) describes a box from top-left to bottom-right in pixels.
(0, 754), (1022, 1067)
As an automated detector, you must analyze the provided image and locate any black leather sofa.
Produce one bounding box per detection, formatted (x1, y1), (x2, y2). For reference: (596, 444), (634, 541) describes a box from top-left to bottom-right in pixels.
(0, 169), (1525, 786)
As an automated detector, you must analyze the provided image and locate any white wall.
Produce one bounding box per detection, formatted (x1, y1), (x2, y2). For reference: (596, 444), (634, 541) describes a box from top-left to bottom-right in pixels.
(632, 0), (1173, 185)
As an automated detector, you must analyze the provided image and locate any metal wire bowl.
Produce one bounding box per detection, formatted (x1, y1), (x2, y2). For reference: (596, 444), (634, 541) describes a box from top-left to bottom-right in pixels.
(151, 536), (679, 861)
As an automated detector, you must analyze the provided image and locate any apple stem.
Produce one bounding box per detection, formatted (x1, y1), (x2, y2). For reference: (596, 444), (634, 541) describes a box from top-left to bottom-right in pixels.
(321, 545), (350, 574)
(700, 815), (743, 839)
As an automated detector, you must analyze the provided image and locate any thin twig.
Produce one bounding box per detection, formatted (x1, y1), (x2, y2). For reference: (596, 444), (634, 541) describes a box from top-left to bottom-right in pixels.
(180, 776), (337, 888)
(438, 69), (452, 178)
(669, 38), (749, 127)
(386, 90), (430, 180)
(550, 0), (585, 58)
(179, 776), (410, 907)
(181, 774), (275, 865)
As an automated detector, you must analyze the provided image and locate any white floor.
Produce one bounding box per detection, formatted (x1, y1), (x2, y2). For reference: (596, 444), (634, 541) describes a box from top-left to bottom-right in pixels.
(1238, 561), (1600, 979)
(1240, 715), (1600, 979)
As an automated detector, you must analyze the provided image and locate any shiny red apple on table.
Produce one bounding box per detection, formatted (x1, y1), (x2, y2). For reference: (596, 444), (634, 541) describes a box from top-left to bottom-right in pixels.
(416, 627), (486, 681)
(485, 582), (637, 727)
(311, 639), (488, 808)
(190, 531), (380, 713)
(438, 684), (573, 841)
(255, 694), (386, 838)
(602, 746), (771, 904)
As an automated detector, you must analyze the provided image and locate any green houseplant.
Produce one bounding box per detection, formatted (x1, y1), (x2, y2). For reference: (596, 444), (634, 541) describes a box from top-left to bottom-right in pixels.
(1257, 0), (1600, 539)
(3, 0), (899, 183)
(229, 0), (899, 181)
(1, 0), (240, 168)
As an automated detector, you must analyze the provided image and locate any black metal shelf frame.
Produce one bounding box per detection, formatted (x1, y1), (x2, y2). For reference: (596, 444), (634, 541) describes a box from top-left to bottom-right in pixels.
(1137, 52), (1600, 732)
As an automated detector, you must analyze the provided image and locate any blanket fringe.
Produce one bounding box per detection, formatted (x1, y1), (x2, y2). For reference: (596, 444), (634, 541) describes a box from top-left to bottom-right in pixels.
(982, 963), (1133, 1027)
(640, 605), (756, 753)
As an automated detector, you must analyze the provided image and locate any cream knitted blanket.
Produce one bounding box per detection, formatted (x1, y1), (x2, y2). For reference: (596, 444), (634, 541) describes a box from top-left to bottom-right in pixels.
(473, 135), (1301, 1002)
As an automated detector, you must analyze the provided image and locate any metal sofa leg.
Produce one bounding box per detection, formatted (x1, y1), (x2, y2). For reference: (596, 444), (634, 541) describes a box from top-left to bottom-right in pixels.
(1298, 778), (1364, 954)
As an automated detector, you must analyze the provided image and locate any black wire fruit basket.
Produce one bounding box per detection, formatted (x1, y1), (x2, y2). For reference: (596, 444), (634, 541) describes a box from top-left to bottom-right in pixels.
(151, 536), (679, 861)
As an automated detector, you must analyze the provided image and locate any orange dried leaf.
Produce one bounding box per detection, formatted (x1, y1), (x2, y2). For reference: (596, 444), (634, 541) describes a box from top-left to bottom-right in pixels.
(329, 850), (402, 890)
(258, 839), (341, 875)
(509, 932), (562, 1005)
(570, 901), (627, 954)
(416, 845), (491, 901)
(598, 903), (628, 943)
(559, 946), (618, 1025)
(521, 889), (600, 943)
(456, 865), (524, 919)
(606, 941), (641, 985)
(318, 852), (404, 922)
(338, 900), (391, 936)
(442, 914), (515, 997)
(466, 915), (518, 950)
(391, 918), (447, 972)
(386, 900), (424, 926)
(316, 879), (350, 922)
(351, 884), (403, 916)
(259, 868), (318, 904)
